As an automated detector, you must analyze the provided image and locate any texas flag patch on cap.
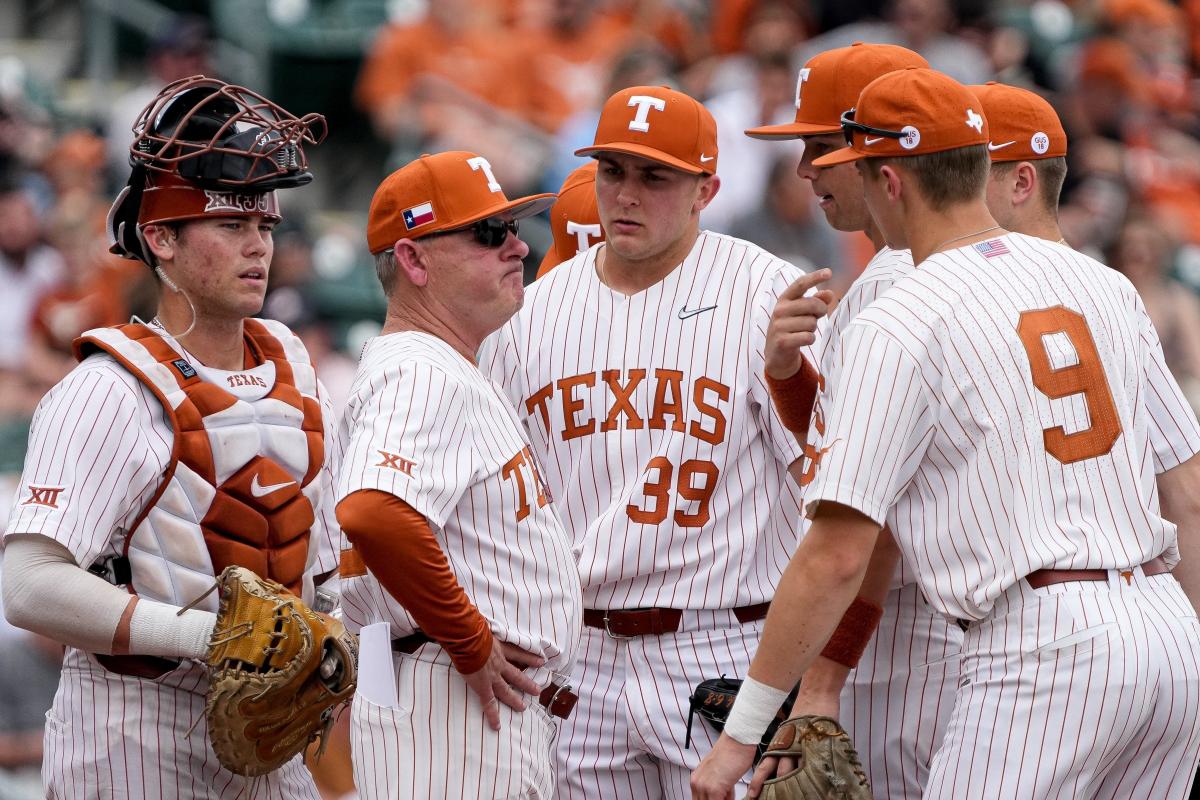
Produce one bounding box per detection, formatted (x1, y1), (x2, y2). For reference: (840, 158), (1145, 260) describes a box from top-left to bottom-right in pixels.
(402, 202), (435, 230)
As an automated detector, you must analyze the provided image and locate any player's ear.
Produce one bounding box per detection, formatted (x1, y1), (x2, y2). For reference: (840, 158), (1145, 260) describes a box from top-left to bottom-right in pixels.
(142, 223), (177, 262)
(1013, 162), (1038, 207)
(693, 174), (720, 213)
(878, 164), (904, 204)
(392, 240), (430, 288)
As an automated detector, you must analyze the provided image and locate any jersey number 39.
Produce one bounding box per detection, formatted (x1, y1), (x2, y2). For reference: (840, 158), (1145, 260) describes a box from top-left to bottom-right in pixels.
(1017, 306), (1122, 464)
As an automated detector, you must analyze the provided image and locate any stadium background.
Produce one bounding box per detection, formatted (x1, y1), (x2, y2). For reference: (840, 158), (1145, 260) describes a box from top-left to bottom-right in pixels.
(1, 0), (1200, 797)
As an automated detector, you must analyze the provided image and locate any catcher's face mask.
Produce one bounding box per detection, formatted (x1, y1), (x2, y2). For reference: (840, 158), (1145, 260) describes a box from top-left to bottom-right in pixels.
(107, 75), (327, 265)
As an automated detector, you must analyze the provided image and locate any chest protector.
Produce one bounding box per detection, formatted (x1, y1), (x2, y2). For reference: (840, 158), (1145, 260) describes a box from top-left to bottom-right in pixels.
(73, 319), (323, 613)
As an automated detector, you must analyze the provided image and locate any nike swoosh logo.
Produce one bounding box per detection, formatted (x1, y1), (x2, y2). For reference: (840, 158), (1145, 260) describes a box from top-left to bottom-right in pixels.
(699, 153), (714, 163)
(987, 141), (1015, 151)
(863, 136), (883, 146)
(678, 305), (718, 320)
(250, 474), (296, 498)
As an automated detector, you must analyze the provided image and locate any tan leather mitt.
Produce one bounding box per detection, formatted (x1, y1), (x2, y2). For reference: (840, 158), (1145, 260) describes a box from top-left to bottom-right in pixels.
(757, 715), (873, 800)
(205, 566), (358, 777)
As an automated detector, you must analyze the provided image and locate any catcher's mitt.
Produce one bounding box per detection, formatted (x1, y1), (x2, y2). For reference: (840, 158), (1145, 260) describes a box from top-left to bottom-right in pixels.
(205, 566), (358, 777)
(757, 715), (872, 800)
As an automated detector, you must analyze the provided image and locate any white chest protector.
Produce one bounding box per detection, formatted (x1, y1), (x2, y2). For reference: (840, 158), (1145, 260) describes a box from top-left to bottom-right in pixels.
(74, 319), (324, 613)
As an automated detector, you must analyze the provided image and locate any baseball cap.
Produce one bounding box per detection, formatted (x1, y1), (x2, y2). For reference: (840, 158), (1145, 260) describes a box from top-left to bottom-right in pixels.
(745, 43), (929, 139)
(575, 86), (718, 175)
(812, 68), (989, 167)
(538, 162), (604, 278)
(970, 82), (1067, 163)
(367, 151), (554, 254)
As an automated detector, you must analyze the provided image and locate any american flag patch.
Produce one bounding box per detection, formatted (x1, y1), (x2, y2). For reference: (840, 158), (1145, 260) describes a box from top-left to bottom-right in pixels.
(402, 202), (435, 229)
(973, 238), (1010, 258)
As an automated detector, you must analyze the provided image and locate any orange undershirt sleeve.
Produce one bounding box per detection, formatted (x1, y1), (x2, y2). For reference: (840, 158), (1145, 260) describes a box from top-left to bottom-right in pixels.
(336, 489), (493, 675)
(765, 355), (821, 436)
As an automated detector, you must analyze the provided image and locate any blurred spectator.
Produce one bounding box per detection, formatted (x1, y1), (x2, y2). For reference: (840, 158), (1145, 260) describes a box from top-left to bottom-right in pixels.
(0, 627), (62, 799)
(354, 0), (554, 188)
(104, 16), (212, 184)
(545, 43), (676, 191)
(1108, 216), (1200, 411)
(702, 49), (800, 231)
(803, 0), (991, 84)
(0, 183), (64, 377)
(520, 0), (635, 133)
(727, 155), (843, 274)
(703, 0), (809, 97)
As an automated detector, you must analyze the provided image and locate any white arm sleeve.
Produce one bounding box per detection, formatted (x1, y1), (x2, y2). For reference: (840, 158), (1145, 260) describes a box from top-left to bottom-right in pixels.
(3, 533), (215, 659)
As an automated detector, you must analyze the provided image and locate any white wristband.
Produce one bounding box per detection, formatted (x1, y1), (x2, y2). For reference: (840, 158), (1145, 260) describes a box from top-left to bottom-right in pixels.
(724, 676), (790, 745)
(129, 598), (217, 660)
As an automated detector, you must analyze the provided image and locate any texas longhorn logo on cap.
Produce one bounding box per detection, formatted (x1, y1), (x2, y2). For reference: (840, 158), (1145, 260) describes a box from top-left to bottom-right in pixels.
(367, 151), (554, 254)
(576, 86), (718, 175)
(746, 43), (929, 139)
(811, 68), (989, 167)
(969, 82), (1067, 163)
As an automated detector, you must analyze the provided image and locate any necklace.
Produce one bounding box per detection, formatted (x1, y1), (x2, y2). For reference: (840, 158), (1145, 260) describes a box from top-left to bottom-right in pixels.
(929, 225), (1002, 256)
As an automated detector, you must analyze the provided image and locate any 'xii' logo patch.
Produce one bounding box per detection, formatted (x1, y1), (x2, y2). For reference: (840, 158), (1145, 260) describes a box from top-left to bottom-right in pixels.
(376, 451), (417, 477)
(23, 485), (65, 508)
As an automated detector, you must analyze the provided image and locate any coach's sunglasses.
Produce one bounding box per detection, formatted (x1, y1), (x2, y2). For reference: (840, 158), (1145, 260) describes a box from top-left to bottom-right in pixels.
(840, 108), (907, 147)
(422, 217), (519, 248)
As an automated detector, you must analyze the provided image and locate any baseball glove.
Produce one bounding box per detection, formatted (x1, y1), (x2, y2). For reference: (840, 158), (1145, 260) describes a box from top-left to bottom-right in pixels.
(204, 566), (358, 777)
(756, 715), (873, 800)
(686, 676), (798, 760)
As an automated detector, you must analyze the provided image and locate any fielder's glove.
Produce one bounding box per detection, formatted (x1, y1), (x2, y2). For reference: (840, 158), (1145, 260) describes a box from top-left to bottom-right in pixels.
(205, 566), (358, 777)
(757, 715), (873, 800)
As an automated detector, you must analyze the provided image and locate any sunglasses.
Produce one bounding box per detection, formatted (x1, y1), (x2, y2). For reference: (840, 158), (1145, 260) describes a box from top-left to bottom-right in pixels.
(840, 108), (908, 147)
(422, 217), (519, 248)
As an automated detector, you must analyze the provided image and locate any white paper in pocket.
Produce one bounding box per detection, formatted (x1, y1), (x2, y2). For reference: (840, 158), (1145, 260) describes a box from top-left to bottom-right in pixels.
(356, 621), (400, 708)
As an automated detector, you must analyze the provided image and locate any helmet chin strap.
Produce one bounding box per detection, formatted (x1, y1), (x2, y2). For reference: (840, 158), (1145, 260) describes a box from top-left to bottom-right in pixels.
(153, 266), (198, 339)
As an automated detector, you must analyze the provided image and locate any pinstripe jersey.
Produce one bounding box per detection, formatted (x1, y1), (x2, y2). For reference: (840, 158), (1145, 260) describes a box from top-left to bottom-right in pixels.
(5, 323), (341, 800)
(480, 230), (807, 610)
(807, 233), (1200, 621)
(802, 245), (918, 589)
(332, 331), (581, 679)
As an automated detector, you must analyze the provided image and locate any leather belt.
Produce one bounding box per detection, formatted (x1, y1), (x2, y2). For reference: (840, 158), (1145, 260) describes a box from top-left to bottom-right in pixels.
(581, 603), (771, 638)
(955, 557), (1172, 632)
(1025, 556), (1170, 589)
(391, 633), (577, 719)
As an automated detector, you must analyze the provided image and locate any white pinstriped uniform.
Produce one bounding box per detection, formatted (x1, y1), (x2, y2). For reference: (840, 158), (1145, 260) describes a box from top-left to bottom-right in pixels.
(480, 230), (807, 799)
(333, 331), (582, 800)
(807, 232), (1200, 799)
(803, 245), (963, 799)
(4, 326), (341, 800)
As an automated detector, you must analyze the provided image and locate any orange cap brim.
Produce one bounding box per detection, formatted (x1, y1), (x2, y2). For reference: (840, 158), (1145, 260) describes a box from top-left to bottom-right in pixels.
(810, 145), (867, 167)
(536, 247), (559, 279)
(574, 143), (706, 174)
(744, 121), (842, 139)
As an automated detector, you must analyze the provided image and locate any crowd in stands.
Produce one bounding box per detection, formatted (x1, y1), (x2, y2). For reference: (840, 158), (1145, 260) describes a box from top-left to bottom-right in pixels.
(2, 0), (1200, 795)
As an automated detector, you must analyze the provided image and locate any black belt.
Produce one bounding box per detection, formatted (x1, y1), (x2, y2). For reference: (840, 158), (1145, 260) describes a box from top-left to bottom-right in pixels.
(391, 633), (577, 719)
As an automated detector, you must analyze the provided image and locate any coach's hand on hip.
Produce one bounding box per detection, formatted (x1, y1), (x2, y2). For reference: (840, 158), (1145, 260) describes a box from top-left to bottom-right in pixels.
(465, 639), (546, 731)
(765, 269), (835, 380)
(691, 733), (758, 799)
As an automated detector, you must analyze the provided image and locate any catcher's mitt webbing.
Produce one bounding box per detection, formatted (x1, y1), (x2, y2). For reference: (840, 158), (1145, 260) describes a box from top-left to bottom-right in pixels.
(757, 715), (873, 800)
(205, 566), (357, 777)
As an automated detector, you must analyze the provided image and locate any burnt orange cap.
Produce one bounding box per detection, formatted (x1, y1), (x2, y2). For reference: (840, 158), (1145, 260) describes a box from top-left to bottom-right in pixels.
(746, 43), (929, 139)
(537, 162), (604, 278)
(970, 82), (1067, 162)
(366, 150), (555, 254)
(812, 68), (988, 167)
(575, 86), (718, 175)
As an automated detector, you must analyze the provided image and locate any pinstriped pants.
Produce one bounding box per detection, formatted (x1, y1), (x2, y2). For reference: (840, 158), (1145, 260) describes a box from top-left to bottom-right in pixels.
(926, 570), (1200, 799)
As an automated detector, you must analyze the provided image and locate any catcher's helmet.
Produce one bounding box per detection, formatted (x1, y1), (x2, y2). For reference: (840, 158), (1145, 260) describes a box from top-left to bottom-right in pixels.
(107, 75), (327, 265)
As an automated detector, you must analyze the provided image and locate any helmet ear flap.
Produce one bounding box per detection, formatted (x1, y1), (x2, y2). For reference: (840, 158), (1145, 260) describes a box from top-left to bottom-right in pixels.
(107, 164), (155, 265)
